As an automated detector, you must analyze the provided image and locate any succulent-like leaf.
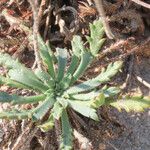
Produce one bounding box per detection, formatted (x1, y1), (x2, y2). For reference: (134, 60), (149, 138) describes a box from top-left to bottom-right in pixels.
(90, 93), (105, 108)
(38, 35), (55, 79)
(57, 97), (68, 108)
(8, 68), (49, 92)
(51, 101), (64, 120)
(66, 55), (79, 77)
(103, 86), (120, 97)
(60, 73), (72, 90)
(32, 96), (55, 121)
(71, 35), (84, 57)
(0, 75), (30, 89)
(107, 97), (150, 112)
(0, 92), (45, 104)
(56, 48), (68, 82)
(71, 51), (93, 84)
(0, 109), (32, 120)
(60, 110), (73, 150)
(90, 20), (103, 39)
(0, 52), (22, 69)
(39, 114), (54, 132)
(70, 87), (120, 101)
(66, 61), (123, 94)
(70, 89), (101, 101)
(87, 20), (105, 56)
(34, 68), (55, 88)
(0, 52), (48, 92)
(68, 100), (99, 121)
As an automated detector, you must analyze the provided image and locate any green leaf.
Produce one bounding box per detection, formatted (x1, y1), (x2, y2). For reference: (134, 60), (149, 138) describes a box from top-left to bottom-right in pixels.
(0, 109), (32, 120)
(0, 92), (45, 104)
(51, 101), (64, 120)
(0, 52), (46, 91)
(71, 35), (85, 57)
(68, 100), (99, 121)
(90, 93), (105, 108)
(39, 114), (54, 132)
(90, 20), (103, 39)
(103, 86), (120, 97)
(69, 87), (120, 101)
(66, 61), (123, 94)
(71, 51), (93, 84)
(8, 68), (49, 92)
(56, 48), (68, 82)
(32, 96), (55, 121)
(66, 55), (79, 76)
(0, 75), (30, 89)
(37, 35), (55, 79)
(97, 61), (123, 83)
(64, 35), (85, 80)
(57, 97), (68, 108)
(0, 52), (22, 69)
(60, 110), (73, 150)
(34, 68), (55, 88)
(87, 20), (105, 56)
(107, 97), (150, 112)
(70, 89), (102, 101)
(60, 73), (72, 90)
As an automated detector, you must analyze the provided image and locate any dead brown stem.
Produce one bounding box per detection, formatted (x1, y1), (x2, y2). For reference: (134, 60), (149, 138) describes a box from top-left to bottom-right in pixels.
(12, 123), (38, 150)
(94, 0), (114, 39)
(27, 0), (43, 70)
(38, 0), (47, 22)
(44, 1), (53, 40)
(131, 0), (150, 9)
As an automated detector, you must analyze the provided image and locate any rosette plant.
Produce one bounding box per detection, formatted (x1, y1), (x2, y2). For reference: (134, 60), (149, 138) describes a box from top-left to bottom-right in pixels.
(0, 20), (150, 149)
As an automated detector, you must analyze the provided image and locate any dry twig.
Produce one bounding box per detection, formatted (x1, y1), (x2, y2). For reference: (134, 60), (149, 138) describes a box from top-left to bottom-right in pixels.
(94, 0), (114, 39)
(27, 0), (43, 70)
(12, 123), (38, 150)
(44, 1), (53, 40)
(38, 0), (47, 22)
(131, 0), (150, 9)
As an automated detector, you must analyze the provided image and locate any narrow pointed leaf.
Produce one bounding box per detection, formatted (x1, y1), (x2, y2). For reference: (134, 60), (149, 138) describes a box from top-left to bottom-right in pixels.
(57, 97), (68, 108)
(70, 87), (120, 101)
(107, 97), (150, 112)
(66, 61), (123, 94)
(0, 92), (45, 104)
(66, 55), (79, 76)
(70, 90), (102, 101)
(32, 96), (55, 121)
(51, 101), (64, 120)
(68, 100), (99, 121)
(34, 68), (55, 88)
(0, 52), (22, 69)
(60, 73), (72, 90)
(0, 75), (30, 89)
(71, 35), (85, 57)
(0, 109), (32, 120)
(90, 93), (105, 108)
(87, 20), (105, 56)
(64, 35), (84, 81)
(37, 35), (55, 79)
(60, 110), (73, 150)
(39, 114), (54, 132)
(71, 52), (93, 84)
(8, 68), (49, 92)
(56, 48), (68, 82)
